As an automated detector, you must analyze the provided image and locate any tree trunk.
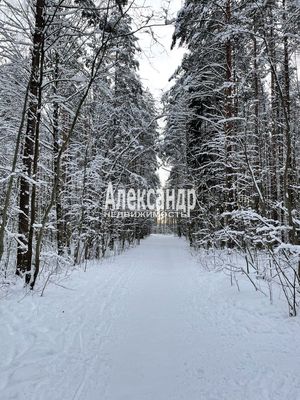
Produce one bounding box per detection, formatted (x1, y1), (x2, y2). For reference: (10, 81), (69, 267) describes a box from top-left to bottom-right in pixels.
(16, 0), (45, 280)
(282, 0), (295, 245)
(224, 0), (234, 221)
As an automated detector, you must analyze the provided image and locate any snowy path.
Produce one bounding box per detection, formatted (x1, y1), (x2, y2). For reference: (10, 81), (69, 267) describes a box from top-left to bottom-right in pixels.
(1, 234), (300, 400)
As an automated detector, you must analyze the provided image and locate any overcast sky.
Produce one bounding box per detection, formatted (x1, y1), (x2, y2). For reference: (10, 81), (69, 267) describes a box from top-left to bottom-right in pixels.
(132, 0), (185, 185)
(135, 0), (185, 100)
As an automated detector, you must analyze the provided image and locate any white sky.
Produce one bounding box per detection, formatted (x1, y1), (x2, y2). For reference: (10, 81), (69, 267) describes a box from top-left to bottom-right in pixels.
(136, 0), (185, 99)
(133, 0), (185, 185)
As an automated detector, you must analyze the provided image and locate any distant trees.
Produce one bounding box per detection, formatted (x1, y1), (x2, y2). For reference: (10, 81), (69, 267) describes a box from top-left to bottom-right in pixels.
(0, 0), (159, 288)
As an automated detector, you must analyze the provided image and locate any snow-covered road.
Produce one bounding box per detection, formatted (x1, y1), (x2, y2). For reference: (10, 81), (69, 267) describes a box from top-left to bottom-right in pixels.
(1, 235), (300, 400)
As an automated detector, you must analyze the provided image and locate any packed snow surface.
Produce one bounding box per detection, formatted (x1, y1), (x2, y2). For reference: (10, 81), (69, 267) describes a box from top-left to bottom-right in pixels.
(1, 234), (300, 400)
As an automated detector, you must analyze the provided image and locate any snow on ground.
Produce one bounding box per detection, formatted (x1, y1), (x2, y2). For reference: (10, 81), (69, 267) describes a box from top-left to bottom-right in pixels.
(1, 234), (300, 400)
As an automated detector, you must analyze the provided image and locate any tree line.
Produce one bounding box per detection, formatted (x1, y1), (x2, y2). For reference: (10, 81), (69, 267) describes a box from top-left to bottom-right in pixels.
(163, 0), (300, 315)
(0, 0), (159, 289)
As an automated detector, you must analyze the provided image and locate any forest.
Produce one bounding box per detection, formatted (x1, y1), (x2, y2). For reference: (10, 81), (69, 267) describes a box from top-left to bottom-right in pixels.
(0, 0), (160, 289)
(0, 0), (300, 313)
(164, 0), (300, 316)
(1, 1), (300, 399)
